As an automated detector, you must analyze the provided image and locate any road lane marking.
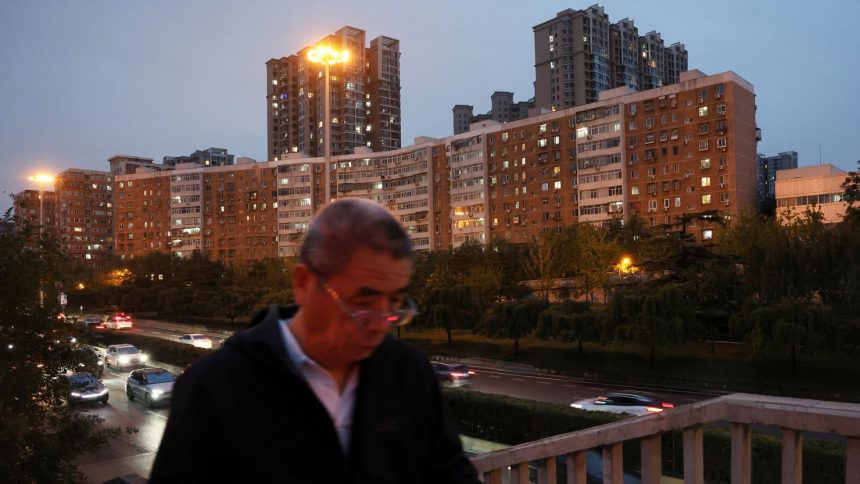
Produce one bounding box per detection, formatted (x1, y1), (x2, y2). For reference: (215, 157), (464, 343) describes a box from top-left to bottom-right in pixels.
(563, 384), (577, 388)
(537, 381), (551, 385)
(488, 375), (500, 378)
(147, 410), (168, 420)
(512, 378), (524, 381)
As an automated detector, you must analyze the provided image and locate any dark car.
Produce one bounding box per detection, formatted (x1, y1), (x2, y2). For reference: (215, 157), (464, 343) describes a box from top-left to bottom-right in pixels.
(64, 372), (109, 405)
(126, 367), (176, 408)
(431, 362), (475, 387)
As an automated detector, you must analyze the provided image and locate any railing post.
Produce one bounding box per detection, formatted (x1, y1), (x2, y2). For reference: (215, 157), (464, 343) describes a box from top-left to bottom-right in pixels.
(781, 429), (802, 484)
(847, 438), (860, 484)
(511, 462), (529, 484)
(537, 456), (557, 484)
(603, 443), (623, 484)
(731, 423), (751, 484)
(641, 434), (662, 484)
(482, 469), (502, 484)
(683, 426), (704, 484)
(566, 452), (587, 484)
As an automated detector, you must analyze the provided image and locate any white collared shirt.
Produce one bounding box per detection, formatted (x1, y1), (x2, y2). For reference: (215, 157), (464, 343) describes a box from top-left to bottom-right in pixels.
(280, 319), (359, 454)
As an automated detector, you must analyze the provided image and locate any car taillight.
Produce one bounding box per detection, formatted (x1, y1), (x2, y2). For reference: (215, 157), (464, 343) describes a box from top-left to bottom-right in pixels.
(451, 372), (467, 378)
(468, 370), (475, 375)
(662, 402), (674, 409)
(645, 406), (664, 413)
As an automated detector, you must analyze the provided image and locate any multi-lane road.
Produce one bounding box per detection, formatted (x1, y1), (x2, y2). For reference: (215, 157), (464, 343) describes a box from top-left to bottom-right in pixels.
(73, 319), (717, 481)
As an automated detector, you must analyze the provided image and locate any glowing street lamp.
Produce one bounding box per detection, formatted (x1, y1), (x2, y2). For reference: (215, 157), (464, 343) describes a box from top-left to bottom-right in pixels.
(28, 174), (54, 235)
(307, 44), (349, 204)
(614, 256), (638, 275)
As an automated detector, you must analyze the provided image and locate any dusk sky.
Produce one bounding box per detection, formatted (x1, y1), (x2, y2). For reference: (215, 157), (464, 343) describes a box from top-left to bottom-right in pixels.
(2, 0), (858, 212)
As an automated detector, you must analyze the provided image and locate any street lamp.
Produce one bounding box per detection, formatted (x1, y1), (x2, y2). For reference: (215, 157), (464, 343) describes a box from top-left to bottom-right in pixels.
(307, 45), (349, 205)
(28, 174), (54, 235)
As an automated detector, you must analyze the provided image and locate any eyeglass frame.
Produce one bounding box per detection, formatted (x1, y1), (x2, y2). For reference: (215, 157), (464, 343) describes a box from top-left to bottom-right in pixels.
(310, 268), (419, 328)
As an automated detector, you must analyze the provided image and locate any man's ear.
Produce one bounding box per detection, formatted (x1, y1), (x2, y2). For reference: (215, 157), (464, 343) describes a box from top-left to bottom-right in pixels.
(292, 263), (314, 304)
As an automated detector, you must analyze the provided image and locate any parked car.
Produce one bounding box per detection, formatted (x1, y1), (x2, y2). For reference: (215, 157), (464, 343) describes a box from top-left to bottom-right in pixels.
(64, 372), (109, 405)
(104, 344), (148, 369)
(177, 333), (213, 349)
(79, 314), (107, 332)
(431, 362), (475, 387)
(571, 391), (674, 416)
(104, 312), (133, 330)
(126, 367), (176, 408)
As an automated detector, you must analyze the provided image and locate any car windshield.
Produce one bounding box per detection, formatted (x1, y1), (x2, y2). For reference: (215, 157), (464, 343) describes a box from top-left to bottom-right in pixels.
(68, 374), (97, 387)
(117, 346), (140, 354)
(145, 372), (175, 384)
(192, 335), (207, 340)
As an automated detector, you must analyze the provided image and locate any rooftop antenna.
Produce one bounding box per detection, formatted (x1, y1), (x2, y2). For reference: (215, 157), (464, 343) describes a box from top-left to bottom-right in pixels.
(818, 143), (822, 165)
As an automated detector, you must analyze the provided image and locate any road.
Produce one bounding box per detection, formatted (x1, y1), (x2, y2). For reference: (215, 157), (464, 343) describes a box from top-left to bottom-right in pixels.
(74, 319), (716, 482)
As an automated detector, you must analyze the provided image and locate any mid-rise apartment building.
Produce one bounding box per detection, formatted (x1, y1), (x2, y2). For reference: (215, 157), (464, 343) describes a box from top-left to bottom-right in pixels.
(534, 5), (688, 110)
(266, 26), (401, 161)
(13, 189), (57, 232)
(757, 151), (798, 200)
(113, 69), (755, 265)
(452, 92), (536, 135)
(164, 147), (235, 167)
(776, 165), (849, 224)
(55, 169), (114, 269)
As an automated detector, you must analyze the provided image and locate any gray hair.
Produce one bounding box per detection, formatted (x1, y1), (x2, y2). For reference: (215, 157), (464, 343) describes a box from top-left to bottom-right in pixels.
(298, 198), (413, 279)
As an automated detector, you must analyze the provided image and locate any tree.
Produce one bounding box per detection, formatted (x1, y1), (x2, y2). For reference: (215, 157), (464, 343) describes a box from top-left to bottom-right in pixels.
(480, 299), (548, 355)
(534, 302), (597, 355)
(614, 285), (689, 366)
(424, 285), (475, 344)
(524, 232), (563, 301)
(842, 160), (860, 223)
(561, 224), (619, 303)
(0, 209), (121, 481)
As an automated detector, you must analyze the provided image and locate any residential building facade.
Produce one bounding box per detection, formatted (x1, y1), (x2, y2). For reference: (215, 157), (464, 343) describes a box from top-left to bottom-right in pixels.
(452, 93), (536, 135)
(266, 26), (401, 161)
(13, 189), (58, 241)
(54, 169), (114, 270)
(105, 69), (757, 266)
(757, 150), (798, 199)
(534, 5), (688, 111)
(776, 165), (849, 224)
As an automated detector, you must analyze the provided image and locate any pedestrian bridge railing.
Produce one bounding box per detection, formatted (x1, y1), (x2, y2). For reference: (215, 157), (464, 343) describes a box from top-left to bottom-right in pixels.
(470, 393), (860, 484)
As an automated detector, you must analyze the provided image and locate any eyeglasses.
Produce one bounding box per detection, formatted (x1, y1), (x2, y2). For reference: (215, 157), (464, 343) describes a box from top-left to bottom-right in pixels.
(319, 280), (418, 328)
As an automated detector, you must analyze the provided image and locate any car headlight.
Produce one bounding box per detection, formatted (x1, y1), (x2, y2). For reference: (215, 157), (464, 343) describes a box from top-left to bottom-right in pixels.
(119, 356), (129, 364)
(151, 389), (164, 399)
(97, 360), (103, 366)
(71, 392), (81, 397)
(140, 354), (148, 362)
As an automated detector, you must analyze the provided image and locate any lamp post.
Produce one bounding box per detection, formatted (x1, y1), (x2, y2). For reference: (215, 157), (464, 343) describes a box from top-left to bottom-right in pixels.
(28, 174), (54, 235)
(29, 174), (54, 308)
(307, 45), (349, 205)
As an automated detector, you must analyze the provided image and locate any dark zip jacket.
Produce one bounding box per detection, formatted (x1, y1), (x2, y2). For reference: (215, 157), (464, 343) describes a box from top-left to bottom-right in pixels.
(150, 305), (479, 483)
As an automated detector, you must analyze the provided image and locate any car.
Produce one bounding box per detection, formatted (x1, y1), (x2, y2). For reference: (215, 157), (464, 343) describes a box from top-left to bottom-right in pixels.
(64, 372), (109, 405)
(104, 344), (148, 369)
(177, 333), (213, 349)
(570, 391), (674, 416)
(104, 312), (133, 330)
(431, 362), (475, 387)
(126, 367), (176, 408)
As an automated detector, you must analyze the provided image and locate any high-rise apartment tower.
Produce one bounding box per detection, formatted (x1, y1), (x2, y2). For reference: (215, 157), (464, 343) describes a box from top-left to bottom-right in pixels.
(266, 26), (401, 160)
(534, 5), (688, 111)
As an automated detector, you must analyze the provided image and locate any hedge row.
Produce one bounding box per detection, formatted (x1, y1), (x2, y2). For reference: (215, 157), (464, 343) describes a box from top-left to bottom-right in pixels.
(444, 389), (847, 483)
(78, 329), (210, 369)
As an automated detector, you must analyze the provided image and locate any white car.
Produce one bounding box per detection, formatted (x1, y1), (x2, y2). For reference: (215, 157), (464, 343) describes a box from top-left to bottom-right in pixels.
(571, 391), (674, 416)
(104, 344), (148, 369)
(126, 367), (175, 408)
(177, 334), (213, 349)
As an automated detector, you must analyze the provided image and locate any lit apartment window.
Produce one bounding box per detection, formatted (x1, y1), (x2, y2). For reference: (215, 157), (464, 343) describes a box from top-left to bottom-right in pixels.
(700, 158), (711, 169)
(702, 194), (712, 205)
(701, 177), (711, 187)
(698, 106), (709, 117)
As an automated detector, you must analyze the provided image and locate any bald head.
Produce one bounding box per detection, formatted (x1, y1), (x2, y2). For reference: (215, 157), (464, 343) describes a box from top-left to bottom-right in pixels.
(298, 198), (413, 279)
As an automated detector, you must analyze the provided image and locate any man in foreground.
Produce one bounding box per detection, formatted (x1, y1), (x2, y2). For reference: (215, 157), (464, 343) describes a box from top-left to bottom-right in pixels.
(150, 198), (478, 483)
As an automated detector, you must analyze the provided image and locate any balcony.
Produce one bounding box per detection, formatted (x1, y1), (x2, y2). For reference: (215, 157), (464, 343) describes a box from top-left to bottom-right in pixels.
(471, 393), (860, 483)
